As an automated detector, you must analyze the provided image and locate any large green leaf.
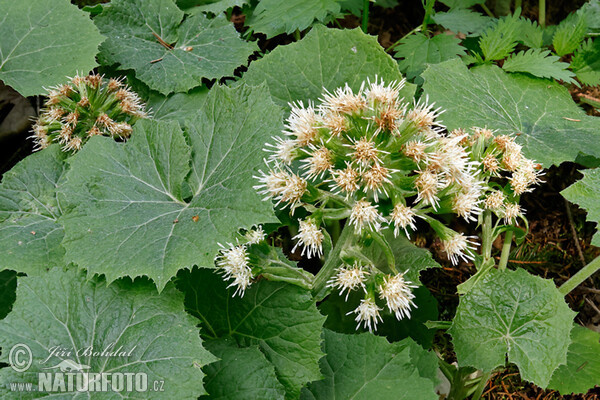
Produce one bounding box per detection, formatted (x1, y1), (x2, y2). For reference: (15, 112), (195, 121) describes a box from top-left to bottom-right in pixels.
(241, 25), (415, 109)
(0, 270), (16, 320)
(178, 268), (325, 399)
(422, 59), (600, 167)
(0, 268), (216, 399)
(549, 325), (600, 395)
(95, 0), (258, 95)
(246, 0), (341, 39)
(0, 146), (67, 275)
(201, 339), (286, 400)
(394, 33), (466, 82)
(146, 87), (210, 125)
(0, 0), (104, 97)
(59, 85), (279, 290)
(300, 330), (438, 400)
(449, 268), (575, 388)
(562, 168), (600, 247)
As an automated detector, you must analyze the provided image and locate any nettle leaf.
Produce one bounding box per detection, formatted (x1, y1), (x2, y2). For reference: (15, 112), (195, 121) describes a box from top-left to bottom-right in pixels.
(241, 25), (415, 110)
(0, 0), (104, 97)
(549, 325), (600, 395)
(0, 146), (67, 275)
(394, 33), (466, 82)
(422, 59), (600, 167)
(571, 39), (600, 86)
(246, 0), (341, 39)
(502, 49), (576, 84)
(300, 330), (438, 400)
(0, 268), (216, 399)
(59, 84), (279, 290)
(515, 18), (544, 48)
(95, 0), (258, 95)
(0, 270), (17, 320)
(178, 268), (326, 399)
(479, 13), (520, 61)
(553, 13), (587, 57)
(201, 339), (286, 400)
(561, 168), (600, 247)
(449, 268), (575, 388)
(432, 9), (494, 36)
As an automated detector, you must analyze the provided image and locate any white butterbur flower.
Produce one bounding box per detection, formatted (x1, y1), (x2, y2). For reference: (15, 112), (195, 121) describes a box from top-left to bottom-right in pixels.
(320, 83), (367, 114)
(301, 146), (333, 180)
(452, 188), (483, 222)
(254, 168), (307, 210)
(216, 243), (253, 297)
(379, 272), (417, 320)
(265, 136), (297, 165)
(365, 77), (405, 106)
(503, 203), (523, 225)
(484, 191), (505, 210)
(415, 169), (441, 210)
(350, 199), (386, 234)
(348, 298), (383, 332)
(441, 233), (478, 265)
(292, 219), (324, 259)
(286, 101), (319, 146)
(245, 226), (266, 245)
(406, 96), (444, 131)
(327, 262), (369, 300)
(390, 204), (418, 237)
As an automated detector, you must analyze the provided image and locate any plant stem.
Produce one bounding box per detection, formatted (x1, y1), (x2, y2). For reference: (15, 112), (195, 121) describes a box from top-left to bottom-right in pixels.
(480, 3), (495, 18)
(293, 29), (301, 41)
(470, 371), (492, 400)
(497, 231), (513, 271)
(481, 210), (493, 264)
(362, 0), (369, 33)
(312, 223), (355, 299)
(515, 0), (522, 12)
(559, 255), (600, 295)
(539, 0), (546, 27)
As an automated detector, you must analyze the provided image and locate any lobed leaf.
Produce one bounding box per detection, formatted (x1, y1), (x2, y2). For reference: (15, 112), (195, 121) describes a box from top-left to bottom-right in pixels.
(59, 84), (279, 290)
(502, 49), (576, 84)
(561, 168), (600, 247)
(553, 13), (587, 57)
(0, 268), (216, 399)
(422, 59), (600, 167)
(432, 9), (494, 36)
(449, 268), (575, 388)
(571, 39), (600, 86)
(479, 13), (520, 61)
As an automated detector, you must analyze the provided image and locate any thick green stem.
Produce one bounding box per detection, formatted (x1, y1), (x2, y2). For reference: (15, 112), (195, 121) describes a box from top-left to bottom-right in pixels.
(559, 255), (600, 295)
(539, 0), (546, 27)
(293, 29), (301, 41)
(362, 0), (369, 33)
(470, 371), (492, 400)
(498, 231), (513, 271)
(481, 210), (494, 264)
(312, 223), (355, 299)
(515, 0), (522, 12)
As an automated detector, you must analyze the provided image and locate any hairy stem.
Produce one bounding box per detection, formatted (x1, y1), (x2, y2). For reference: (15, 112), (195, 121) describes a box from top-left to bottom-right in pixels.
(312, 223), (355, 299)
(497, 231), (513, 271)
(362, 0), (369, 33)
(559, 255), (600, 295)
(481, 210), (494, 264)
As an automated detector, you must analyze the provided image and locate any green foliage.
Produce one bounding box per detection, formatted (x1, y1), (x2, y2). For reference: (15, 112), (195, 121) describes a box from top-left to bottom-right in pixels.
(0, 0), (104, 97)
(552, 13), (588, 57)
(178, 268), (325, 399)
(479, 13), (520, 61)
(515, 18), (544, 49)
(59, 85), (279, 290)
(432, 9), (493, 36)
(422, 59), (600, 167)
(95, 0), (258, 94)
(301, 330), (439, 400)
(449, 268), (575, 388)
(0, 146), (67, 275)
(561, 168), (600, 247)
(438, 0), (485, 8)
(394, 33), (466, 82)
(571, 39), (600, 86)
(0, 268), (216, 399)
(548, 325), (600, 395)
(241, 25), (415, 109)
(183, 0), (250, 14)
(502, 49), (576, 84)
(246, 0), (341, 38)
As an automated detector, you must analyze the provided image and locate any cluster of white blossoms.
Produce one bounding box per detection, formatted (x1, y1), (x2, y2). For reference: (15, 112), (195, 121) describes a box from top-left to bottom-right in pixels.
(255, 78), (543, 266)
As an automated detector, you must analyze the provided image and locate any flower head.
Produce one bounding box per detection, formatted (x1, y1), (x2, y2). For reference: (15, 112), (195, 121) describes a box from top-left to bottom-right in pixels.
(441, 233), (478, 265)
(327, 262), (370, 300)
(379, 272), (417, 320)
(216, 243), (253, 297)
(390, 203), (418, 237)
(350, 199), (385, 234)
(347, 297), (383, 332)
(292, 219), (324, 259)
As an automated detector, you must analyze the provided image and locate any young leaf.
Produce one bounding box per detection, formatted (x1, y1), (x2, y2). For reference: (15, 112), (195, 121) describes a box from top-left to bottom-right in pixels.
(432, 9), (494, 36)
(0, 270), (16, 320)
(245, 0), (341, 39)
(553, 13), (587, 57)
(0, 0), (104, 97)
(421, 59), (600, 167)
(448, 268), (575, 388)
(548, 325), (600, 395)
(95, 0), (258, 95)
(394, 33), (466, 82)
(201, 339), (286, 400)
(571, 39), (600, 86)
(59, 85), (280, 290)
(178, 268), (326, 399)
(241, 25), (414, 110)
(515, 18), (544, 48)
(561, 168), (600, 247)
(0, 146), (67, 275)
(0, 268), (216, 399)
(502, 49), (576, 84)
(479, 13), (520, 61)
(300, 330), (439, 400)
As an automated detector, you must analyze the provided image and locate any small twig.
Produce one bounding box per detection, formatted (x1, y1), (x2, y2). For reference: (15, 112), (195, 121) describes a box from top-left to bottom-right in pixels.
(565, 198), (586, 266)
(584, 297), (600, 317)
(152, 32), (173, 50)
(150, 57), (164, 64)
(563, 117), (581, 122)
